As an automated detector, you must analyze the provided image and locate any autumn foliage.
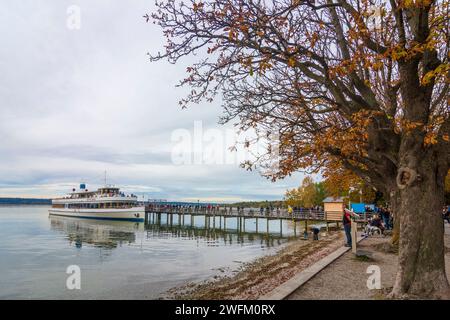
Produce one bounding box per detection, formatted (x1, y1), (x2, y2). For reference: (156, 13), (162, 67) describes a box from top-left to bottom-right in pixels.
(148, 0), (450, 298)
(284, 176), (327, 208)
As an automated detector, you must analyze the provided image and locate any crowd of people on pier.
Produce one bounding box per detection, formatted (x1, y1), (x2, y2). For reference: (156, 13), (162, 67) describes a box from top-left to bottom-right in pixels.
(146, 203), (287, 216)
(146, 203), (328, 217)
(288, 205), (324, 214)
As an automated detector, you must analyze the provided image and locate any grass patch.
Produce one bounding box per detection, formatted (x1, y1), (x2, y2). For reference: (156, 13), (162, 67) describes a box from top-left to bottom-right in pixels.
(353, 254), (375, 262)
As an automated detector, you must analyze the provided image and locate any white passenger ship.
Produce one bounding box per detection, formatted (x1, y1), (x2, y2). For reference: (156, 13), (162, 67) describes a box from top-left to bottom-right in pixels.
(49, 184), (145, 222)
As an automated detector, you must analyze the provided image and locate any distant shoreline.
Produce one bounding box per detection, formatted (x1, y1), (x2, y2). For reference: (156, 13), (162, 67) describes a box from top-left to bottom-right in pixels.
(0, 198), (51, 205)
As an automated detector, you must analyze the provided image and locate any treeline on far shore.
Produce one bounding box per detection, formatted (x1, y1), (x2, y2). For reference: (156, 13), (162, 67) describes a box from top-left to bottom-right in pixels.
(227, 200), (284, 208)
(0, 198), (52, 205)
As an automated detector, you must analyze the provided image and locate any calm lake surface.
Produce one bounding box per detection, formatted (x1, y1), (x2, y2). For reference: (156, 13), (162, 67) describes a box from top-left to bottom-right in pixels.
(0, 206), (302, 299)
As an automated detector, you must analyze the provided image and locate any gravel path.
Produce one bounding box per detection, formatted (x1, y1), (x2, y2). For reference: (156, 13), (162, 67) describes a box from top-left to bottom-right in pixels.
(287, 223), (450, 300)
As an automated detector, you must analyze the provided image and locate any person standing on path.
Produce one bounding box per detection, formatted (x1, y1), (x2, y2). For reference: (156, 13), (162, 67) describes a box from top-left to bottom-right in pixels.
(343, 204), (358, 247)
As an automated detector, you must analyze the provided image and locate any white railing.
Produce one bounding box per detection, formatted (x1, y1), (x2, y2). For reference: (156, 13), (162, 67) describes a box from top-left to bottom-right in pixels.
(53, 195), (138, 204)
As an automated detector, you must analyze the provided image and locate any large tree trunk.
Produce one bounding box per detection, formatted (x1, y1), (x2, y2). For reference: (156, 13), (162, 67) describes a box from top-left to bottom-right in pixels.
(391, 216), (400, 247)
(391, 153), (449, 299)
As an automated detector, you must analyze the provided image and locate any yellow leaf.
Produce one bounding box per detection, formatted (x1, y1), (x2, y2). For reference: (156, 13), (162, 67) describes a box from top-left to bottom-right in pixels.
(228, 30), (235, 40)
(287, 57), (296, 67)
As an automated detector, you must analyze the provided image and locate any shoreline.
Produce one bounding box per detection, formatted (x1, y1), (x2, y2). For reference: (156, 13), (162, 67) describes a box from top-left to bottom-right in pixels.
(162, 231), (343, 300)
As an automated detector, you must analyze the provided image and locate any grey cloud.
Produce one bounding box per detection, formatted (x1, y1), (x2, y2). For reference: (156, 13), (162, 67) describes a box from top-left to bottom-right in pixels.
(0, 0), (306, 202)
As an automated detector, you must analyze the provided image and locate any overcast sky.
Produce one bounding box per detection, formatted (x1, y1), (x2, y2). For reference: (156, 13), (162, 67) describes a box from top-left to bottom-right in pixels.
(0, 0), (306, 202)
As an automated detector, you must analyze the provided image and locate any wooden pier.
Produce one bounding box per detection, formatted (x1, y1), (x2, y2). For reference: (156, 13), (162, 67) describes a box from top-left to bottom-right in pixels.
(144, 204), (373, 234)
(145, 204), (326, 220)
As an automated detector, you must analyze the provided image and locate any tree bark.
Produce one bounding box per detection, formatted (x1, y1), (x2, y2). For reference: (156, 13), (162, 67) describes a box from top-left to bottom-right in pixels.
(390, 189), (401, 247)
(389, 185), (400, 249)
(391, 153), (450, 298)
(391, 217), (400, 247)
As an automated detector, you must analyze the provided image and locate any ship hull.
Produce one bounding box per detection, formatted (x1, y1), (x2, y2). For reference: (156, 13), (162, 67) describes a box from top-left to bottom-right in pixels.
(48, 207), (145, 222)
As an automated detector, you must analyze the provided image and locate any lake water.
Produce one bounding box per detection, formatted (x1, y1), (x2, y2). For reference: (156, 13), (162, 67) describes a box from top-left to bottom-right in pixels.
(0, 206), (302, 299)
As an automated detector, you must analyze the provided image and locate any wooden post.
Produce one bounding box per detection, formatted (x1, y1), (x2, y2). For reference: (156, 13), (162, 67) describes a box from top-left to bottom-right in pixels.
(256, 217), (258, 233)
(304, 220), (308, 239)
(280, 219), (282, 237)
(351, 219), (357, 254)
(294, 220), (297, 237)
(242, 218), (245, 233)
(224, 216), (227, 230)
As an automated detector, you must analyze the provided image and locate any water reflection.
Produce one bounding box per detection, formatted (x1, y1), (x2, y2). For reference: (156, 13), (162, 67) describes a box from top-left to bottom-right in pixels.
(50, 213), (301, 250)
(146, 217), (289, 247)
(49, 216), (141, 249)
(1, 207), (306, 299)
